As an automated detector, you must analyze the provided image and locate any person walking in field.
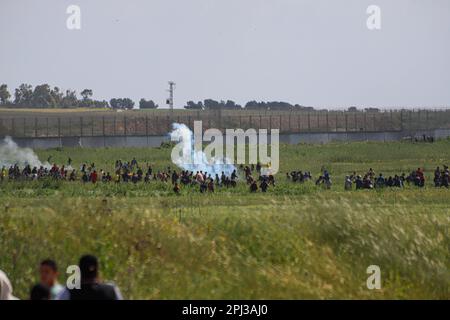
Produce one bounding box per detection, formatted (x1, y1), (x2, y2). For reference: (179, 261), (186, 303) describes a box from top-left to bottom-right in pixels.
(173, 182), (181, 194)
(90, 170), (98, 184)
(344, 176), (352, 190)
(260, 179), (268, 192)
(131, 157), (138, 170)
(250, 180), (258, 192)
(57, 255), (122, 300)
(172, 171), (179, 185)
(415, 168), (425, 187)
(375, 173), (385, 188)
(434, 167), (442, 187)
(442, 172), (449, 188)
(207, 179), (215, 193)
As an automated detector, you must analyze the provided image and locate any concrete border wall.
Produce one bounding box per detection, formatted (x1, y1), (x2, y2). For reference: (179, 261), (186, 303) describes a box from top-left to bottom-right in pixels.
(7, 129), (450, 149)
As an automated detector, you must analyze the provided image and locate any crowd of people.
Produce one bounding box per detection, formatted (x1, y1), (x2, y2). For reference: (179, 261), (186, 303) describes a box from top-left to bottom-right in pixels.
(286, 168), (331, 189)
(0, 158), (279, 193)
(0, 255), (122, 300)
(433, 166), (450, 188)
(1, 157), (449, 192)
(343, 166), (449, 190)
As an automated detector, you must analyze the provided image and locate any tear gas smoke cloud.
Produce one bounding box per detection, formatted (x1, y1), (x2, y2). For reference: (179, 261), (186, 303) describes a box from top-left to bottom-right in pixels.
(170, 123), (236, 176)
(0, 136), (48, 168)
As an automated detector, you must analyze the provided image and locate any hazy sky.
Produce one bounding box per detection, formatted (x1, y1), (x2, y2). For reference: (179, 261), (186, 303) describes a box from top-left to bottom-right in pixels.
(1, 0), (449, 109)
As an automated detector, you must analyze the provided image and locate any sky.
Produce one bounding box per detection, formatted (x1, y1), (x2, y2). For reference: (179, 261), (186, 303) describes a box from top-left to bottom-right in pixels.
(1, 0), (449, 109)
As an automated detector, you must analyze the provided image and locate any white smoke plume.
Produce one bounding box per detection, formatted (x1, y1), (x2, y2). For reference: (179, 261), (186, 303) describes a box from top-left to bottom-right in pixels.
(170, 123), (236, 176)
(0, 136), (46, 168)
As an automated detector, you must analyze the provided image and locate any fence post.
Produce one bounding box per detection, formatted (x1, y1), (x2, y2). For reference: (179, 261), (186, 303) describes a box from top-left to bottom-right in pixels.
(308, 112), (311, 132)
(34, 118), (38, 137)
(409, 110), (412, 134)
(363, 112), (367, 132)
(345, 112), (348, 132)
(335, 113), (338, 132)
(372, 113), (379, 131)
(102, 116), (105, 136)
(400, 110), (403, 131)
(145, 115), (148, 136)
(317, 112), (320, 131)
(58, 118), (61, 138)
(279, 115), (282, 132)
(218, 109), (222, 131)
(288, 113), (292, 131)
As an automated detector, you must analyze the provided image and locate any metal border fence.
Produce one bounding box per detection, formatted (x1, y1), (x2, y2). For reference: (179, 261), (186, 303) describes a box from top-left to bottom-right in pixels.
(0, 109), (449, 138)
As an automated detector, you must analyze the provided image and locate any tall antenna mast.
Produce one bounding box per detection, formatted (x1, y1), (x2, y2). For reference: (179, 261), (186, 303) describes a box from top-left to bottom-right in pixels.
(167, 81), (176, 111)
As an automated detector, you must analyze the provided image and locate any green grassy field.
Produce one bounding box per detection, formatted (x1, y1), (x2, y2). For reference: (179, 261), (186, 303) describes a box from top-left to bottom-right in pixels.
(0, 140), (449, 299)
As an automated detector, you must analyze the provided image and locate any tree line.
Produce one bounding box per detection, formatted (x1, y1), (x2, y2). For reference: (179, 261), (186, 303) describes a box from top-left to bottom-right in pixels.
(0, 83), (382, 112)
(0, 83), (158, 110)
(183, 99), (316, 111)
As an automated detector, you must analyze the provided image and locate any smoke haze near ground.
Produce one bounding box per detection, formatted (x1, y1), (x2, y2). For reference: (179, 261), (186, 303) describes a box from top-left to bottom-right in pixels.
(0, 136), (46, 168)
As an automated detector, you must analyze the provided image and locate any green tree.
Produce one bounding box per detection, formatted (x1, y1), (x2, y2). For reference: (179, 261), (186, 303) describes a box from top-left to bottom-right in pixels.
(139, 98), (158, 109)
(31, 84), (55, 108)
(92, 100), (109, 108)
(0, 84), (11, 105)
(14, 83), (33, 107)
(50, 87), (64, 106)
(61, 90), (79, 108)
(110, 98), (135, 110)
(79, 89), (94, 107)
(184, 101), (203, 110)
(80, 89), (93, 101)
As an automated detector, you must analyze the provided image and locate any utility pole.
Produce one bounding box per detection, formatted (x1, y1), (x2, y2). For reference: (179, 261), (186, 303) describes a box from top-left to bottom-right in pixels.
(166, 81), (176, 111)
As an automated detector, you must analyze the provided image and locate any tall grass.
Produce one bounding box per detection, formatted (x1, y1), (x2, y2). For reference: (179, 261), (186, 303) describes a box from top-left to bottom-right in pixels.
(0, 140), (449, 299)
(0, 193), (448, 299)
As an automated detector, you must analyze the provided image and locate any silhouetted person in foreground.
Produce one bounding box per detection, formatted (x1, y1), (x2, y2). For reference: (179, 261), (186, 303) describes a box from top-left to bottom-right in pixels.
(30, 283), (50, 300)
(0, 270), (18, 300)
(57, 255), (122, 300)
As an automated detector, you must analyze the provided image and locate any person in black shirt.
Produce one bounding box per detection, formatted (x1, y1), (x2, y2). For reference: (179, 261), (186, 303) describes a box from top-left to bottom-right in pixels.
(260, 179), (268, 192)
(57, 255), (122, 300)
(30, 284), (50, 300)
